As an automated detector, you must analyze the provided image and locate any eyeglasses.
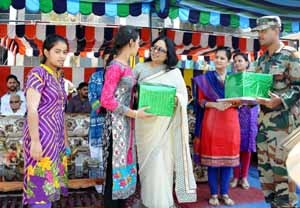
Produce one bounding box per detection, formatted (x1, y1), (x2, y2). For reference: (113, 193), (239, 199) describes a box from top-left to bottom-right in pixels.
(151, 46), (167, 54)
(10, 101), (20, 104)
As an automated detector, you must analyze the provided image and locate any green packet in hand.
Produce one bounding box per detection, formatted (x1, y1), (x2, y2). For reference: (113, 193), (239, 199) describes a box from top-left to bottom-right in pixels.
(138, 82), (176, 117)
(225, 72), (273, 99)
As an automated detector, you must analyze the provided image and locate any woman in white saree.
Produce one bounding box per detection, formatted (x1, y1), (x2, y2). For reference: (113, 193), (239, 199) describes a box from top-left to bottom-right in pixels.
(134, 36), (197, 208)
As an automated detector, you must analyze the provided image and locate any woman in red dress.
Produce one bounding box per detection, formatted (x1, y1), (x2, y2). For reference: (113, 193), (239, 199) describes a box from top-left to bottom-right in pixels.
(193, 47), (240, 206)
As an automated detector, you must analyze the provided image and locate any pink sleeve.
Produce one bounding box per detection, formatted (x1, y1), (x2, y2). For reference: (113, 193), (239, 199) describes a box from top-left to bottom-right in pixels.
(100, 64), (128, 113)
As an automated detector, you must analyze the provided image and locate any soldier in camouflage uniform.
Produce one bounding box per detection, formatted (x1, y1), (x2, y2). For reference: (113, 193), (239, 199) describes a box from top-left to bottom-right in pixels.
(254, 16), (300, 208)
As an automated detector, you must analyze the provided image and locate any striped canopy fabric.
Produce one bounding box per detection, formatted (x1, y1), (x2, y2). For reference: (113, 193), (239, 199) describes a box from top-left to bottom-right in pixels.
(0, 24), (154, 57)
(175, 0), (300, 19)
(1, 0), (299, 33)
(0, 0), (151, 17)
(155, 0), (300, 33)
(0, 23), (296, 63)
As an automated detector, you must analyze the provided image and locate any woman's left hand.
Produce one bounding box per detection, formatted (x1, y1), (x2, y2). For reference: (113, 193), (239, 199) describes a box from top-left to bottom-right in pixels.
(174, 97), (178, 109)
(214, 102), (232, 111)
(64, 138), (70, 148)
(136, 107), (153, 119)
(65, 139), (71, 156)
(65, 147), (71, 156)
(231, 100), (242, 107)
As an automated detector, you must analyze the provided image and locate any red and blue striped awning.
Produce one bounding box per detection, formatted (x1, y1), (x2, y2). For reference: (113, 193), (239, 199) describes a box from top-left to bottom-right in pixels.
(1, 22), (296, 58)
(0, 23), (154, 56)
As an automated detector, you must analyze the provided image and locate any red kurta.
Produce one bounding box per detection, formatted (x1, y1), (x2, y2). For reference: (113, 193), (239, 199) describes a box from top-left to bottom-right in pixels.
(198, 89), (240, 167)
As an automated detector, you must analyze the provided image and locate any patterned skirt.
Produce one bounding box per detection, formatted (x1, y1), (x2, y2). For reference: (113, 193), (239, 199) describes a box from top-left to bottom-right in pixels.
(23, 153), (68, 205)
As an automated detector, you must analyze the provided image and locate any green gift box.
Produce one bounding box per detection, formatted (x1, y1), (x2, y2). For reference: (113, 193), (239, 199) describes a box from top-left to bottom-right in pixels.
(225, 72), (273, 98)
(138, 82), (176, 117)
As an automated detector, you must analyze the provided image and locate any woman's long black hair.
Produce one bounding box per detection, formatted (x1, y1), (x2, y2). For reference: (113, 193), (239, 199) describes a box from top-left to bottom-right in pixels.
(106, 26), (139, 65)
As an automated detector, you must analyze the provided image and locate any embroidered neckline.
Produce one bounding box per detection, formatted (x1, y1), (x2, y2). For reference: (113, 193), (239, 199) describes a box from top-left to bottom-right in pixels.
(40, 64), (59, 80)
(40, 64), (65, 105)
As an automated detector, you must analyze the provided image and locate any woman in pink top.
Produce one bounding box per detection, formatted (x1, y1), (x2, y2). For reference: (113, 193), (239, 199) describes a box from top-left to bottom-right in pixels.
(100, 26), (150, 208)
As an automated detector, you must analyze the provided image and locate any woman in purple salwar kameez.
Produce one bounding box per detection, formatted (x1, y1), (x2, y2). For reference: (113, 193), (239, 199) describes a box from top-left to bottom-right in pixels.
(230, 52), (259, 189)
(23, 35), (69, 208)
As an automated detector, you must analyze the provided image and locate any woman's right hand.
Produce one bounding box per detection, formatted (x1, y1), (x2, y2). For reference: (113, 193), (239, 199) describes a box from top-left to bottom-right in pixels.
(136, 107), (153, 119)
(30, 140), (43, 161)
(213, 102), (232, 111)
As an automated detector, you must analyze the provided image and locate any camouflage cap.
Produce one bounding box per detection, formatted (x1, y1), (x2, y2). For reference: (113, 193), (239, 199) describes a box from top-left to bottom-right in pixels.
(252, 16), (281, 32)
